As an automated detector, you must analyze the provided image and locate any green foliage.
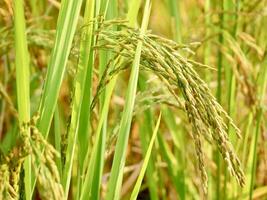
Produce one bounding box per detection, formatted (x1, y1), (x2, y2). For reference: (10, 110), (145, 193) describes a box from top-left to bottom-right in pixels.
(0, 0), (267, 199)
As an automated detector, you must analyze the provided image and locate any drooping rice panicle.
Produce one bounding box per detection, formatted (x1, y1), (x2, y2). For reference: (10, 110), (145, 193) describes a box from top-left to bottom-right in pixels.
(92, 19), (245, 191)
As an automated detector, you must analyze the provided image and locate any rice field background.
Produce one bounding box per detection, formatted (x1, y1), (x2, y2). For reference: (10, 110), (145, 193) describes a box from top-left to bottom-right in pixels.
(0, 0), (267, 199)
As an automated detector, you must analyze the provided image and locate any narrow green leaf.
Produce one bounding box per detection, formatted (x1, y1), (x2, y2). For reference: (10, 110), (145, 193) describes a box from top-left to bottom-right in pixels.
(33, 0), (83, 197)
(13, 0), (31, 199)
(130, 113), (161, 200)
(37, 0), (83, 139)
(249, 55), (267, 200)
(105, 1), (151, 199)
(138, 75), (159, 200)
(62, 0), (95, 197)
(167, 0), (182, 42)
(79, 1), (118, 200)
(80, 0), (143, 199)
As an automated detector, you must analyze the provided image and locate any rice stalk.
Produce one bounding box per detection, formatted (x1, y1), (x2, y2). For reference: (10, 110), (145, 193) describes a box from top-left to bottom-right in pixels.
(0, 114), (64, 200)
(167, 0), (182, 43)
(137, 78), (161, 200)
(61, 0), (95, 197)
(80, 1), (143, 200)
(105, 1), (151, 199)
(26, 116), (64, 200)
(129, 113), (161, 200)
(36, 0), (83, 139)
(249, 52), (267, 199)
(13, 0), (31, 199)
(31, 0), (83, 197)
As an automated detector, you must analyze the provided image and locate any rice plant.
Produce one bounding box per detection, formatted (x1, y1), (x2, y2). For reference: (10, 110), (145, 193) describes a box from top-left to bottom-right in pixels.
(0, 0), (267, 199)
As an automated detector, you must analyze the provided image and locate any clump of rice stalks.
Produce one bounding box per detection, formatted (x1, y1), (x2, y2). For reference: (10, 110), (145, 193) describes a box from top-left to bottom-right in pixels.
(0, 114), (63, 200)
(0, 163), (18, 200)
(0, 124), (31, 200)
(26, 114), (64, 200)
(92, 18), (245, 192)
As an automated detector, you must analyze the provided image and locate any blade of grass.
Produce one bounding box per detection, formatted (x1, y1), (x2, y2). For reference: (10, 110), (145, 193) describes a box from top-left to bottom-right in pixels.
(223, 0), (239, 198)
(37, 0), (83, 139)
(61, 0), (95, 197)
(33, 0), (83, 197)
(78, 1), (118, 200)
(165, 0), (186, 197)
(13, 0), (31, 199)
(138, 75), (159, 200)
(127, 0), (142, 27)
(79, 65), (115, 200)
(204, 0), (211, 67)
(167, 0), (181, 43)
(80, 1), (143, 199)
(97, 0), (112, 147)
(216, 1), (224, 108)
(215, 1), (224, 198)
(165, 1), (185, 197)
(204, 1), (214, 198)
(157, 131), (184, 196)
(105, 1), (151, 199)
(76, 1), (110, 184)
(78, 5), (118, 197)
(249, 54), (267, 200)
(154, 140), (167, 200)
(161, 106), (182, 150)
(130, 113), (161, 200)
(161, 106), (185, 199)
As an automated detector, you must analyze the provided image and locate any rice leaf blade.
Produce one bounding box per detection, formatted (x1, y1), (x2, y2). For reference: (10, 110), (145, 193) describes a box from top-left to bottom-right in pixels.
(130, 113), (161, 200)
(14, 1), (31, 199)
(105, 1), (151, 199)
